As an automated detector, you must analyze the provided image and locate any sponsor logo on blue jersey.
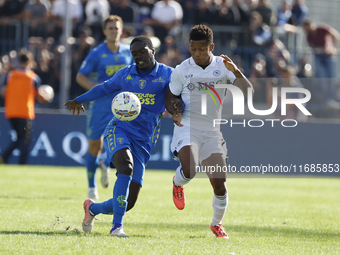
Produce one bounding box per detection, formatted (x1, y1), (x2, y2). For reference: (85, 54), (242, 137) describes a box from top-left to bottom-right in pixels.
(152, 77), (166, 83)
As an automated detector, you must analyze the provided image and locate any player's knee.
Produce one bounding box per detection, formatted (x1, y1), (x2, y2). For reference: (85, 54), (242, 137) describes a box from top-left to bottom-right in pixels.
(182, 165), (196, 179)
(116, 164), (133, 176)
(212, 181), (227, 196)
(113, 158), (133, 176)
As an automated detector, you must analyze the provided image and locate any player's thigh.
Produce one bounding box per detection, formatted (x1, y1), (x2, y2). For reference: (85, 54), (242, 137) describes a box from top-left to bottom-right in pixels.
(129, 141), (150, 186)
(113, 148), (134, 176)
(124, 142), (151, 210)
(199, 131), (228, 165)
(113, 145), (151, 180)
(177, 144), (199, 179)
(171, 125), (199, 178)
(170, 125), (190, 157)
(104, 129), (133, 175)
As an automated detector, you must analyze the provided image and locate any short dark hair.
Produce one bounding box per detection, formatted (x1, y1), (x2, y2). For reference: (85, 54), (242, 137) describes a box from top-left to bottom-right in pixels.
(189, 24), (213, 44)
(19, 52), (33, 64)
(130, 35), (154, 49)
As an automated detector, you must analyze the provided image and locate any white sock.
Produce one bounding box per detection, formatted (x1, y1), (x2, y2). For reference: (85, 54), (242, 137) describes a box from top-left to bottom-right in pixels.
(173, 166), (191, 186)
(211, 192), (228, 226)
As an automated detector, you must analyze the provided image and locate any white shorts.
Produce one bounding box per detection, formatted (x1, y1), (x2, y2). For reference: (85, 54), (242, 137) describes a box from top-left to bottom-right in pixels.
(170, 125), (228, 164)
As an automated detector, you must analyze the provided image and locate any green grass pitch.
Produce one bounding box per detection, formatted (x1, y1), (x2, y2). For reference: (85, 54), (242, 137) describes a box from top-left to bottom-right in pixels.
(0, 165), (339, 254)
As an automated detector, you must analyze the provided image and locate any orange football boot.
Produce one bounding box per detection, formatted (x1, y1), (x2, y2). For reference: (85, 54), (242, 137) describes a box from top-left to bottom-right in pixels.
(172, 176), (185, 210)
(210, 224), (229, 239)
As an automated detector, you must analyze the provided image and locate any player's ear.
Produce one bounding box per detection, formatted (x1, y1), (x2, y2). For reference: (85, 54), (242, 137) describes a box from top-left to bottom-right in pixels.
(210, 43), (215, 52)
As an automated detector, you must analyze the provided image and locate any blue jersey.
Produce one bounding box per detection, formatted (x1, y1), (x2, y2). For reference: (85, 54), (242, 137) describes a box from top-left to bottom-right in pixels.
(78, 42), (133, 113)
(102, 62), (173, 147)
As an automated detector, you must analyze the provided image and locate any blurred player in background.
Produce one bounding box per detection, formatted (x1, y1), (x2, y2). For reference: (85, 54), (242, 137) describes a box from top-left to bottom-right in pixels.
(165, 24), (253, 239)
(76, 15), (134, 199)
(302, 19), (340, 102)
(0, 51), (50, 164)
(65, 36), (173, 237)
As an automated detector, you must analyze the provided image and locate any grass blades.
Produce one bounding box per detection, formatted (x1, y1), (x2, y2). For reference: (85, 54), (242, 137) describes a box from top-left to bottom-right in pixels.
(0, 165), (339, 254)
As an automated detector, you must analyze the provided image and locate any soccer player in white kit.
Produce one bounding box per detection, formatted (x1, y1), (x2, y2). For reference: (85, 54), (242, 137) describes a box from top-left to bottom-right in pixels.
(165, 24), (253, 239)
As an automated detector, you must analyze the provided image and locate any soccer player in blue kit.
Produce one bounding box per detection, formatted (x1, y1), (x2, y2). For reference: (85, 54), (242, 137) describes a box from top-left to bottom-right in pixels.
(76, 15), (134, 199)
(65, 36), (174, 237)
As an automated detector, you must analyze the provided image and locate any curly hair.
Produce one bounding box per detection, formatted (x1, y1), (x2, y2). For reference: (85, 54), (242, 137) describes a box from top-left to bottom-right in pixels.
(189, 24), (213, 44)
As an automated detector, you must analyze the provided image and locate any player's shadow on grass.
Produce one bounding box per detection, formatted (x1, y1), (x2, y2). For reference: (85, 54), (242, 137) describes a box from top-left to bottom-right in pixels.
(1, 223), (339, 239)
(125, 222), (340, 239)
(0, 230), (84, 236)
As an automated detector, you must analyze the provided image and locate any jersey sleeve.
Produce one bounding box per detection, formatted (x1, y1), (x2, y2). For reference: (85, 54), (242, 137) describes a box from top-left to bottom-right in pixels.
(75, 84), (107, 103)
(169, 68), (183, 96)
(101, 68), (124, 95)
(75, 68), (126, 104)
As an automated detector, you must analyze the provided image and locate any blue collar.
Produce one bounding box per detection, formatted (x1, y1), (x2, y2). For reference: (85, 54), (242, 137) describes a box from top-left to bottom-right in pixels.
(104, 41), (123, 53)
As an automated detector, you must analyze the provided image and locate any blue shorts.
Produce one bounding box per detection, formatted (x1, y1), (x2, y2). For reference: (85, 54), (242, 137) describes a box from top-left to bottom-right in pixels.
(103, 126), (151, 186)
(86, 101), (113, 140)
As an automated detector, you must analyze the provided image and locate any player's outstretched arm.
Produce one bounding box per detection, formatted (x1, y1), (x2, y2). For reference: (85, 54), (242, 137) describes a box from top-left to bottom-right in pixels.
(64, 99), (85, 115)
(67, 83), (108, 111)
(220, 54), (254, 96)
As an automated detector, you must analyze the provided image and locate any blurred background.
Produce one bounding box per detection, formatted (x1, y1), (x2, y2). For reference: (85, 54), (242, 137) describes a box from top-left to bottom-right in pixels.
(1, 0), (340, 168)
(1, 0), (340, 117)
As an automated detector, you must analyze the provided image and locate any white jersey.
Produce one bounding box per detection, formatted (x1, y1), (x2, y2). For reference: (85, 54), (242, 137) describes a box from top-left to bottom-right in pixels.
(169, 55), (236, 131)
(151, 0), (183, 23)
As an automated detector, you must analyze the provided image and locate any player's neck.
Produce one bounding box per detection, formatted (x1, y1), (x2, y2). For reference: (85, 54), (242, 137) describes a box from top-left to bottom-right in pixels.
(198, 61), (211, 70)
(196, 55), (213, 70)
(106, 40), (120, 53)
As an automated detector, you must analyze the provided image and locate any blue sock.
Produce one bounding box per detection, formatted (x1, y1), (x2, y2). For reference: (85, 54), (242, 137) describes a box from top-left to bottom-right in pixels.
(90, 199), (114, 215)
(111, 223), (122, 231)
(112, 174), (132, 226)
(86, 154), (98, 187)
